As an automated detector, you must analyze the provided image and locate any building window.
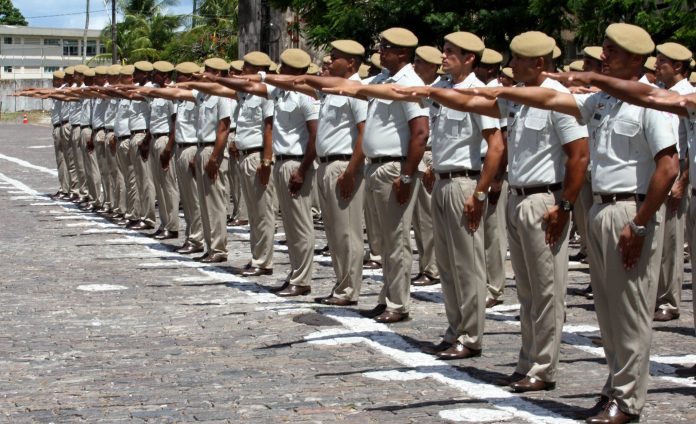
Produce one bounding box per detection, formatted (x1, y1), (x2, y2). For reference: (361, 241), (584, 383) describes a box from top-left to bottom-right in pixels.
(44, 38), (61, 46)
(4, 66), (12, 73)
(45, 66), (60, 73)
(85, 40), (97, 56)
(63, 39), (79, 56)
(3, 37), (13, 44)
(99, 44), (107, 54)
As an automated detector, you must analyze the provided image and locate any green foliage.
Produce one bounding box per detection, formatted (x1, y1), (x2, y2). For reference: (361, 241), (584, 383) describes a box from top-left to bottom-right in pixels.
(0, 0), (27, 26)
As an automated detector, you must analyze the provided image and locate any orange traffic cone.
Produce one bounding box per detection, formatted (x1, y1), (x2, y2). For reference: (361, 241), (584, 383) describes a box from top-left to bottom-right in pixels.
(22, 114), (28, 124)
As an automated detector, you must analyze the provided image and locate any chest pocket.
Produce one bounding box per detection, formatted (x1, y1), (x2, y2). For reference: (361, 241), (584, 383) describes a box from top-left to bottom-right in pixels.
(325, 96), (348, 122)
(153, 100), (169, 118)
(608, 119), (640, 160)
(519, 110), (550, 150)
(441, 108), (472, 139)
(203, 97), (218, 119)
(276, 99), (298, 128)
(180, 102), (195, 121)
(373, 98), (393, 121)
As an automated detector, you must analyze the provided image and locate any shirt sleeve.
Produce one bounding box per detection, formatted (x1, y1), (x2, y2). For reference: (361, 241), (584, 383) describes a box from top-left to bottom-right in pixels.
(643, 108), (677, 157)
(479, 113), (500, 131)
(551, 109), (589, 144)
(261, 98), (274, 119)
(299, 94), (319, 121)
(265, 84), (278, 101)
(168, 100), (176, 116)
(191, 89), (201, 105)
(573, 93), (597, 126)
(349, 97), (368, 124)
(217, 96), (232, 121)
(496, 99), (509, 120)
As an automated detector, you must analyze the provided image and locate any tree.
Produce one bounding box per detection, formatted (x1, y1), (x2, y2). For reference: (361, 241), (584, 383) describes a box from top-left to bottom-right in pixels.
(0, 0), (28, 25)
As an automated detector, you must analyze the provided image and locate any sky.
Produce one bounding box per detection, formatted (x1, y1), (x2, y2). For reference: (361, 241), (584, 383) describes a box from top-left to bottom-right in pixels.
(13, 0), (195, 30)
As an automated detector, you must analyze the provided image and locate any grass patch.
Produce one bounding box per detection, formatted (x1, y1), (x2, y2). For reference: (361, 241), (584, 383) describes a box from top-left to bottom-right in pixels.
(0, 110), (51, 124)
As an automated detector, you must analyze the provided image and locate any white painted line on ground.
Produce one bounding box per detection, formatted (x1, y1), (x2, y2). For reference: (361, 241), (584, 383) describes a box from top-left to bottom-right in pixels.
(0, 153), (57, 176)
(439, 408), (514, 422)
(27, 145), (53, 149)
(0, 172), (40, 195)
(77, 284), (128, 292)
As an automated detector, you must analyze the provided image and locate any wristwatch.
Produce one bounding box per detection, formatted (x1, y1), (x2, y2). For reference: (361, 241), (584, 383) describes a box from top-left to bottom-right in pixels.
(557, 199), (574, 212)
(400, 174), (413, 184)
(474, 190), (487, 201)
(258, 71), (267, 82)
(629, 220), (648, 237)
(261, 158), (273, 167)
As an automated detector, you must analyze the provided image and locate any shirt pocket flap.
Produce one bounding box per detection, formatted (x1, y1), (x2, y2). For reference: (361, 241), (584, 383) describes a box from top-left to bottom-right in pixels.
(376, 98), (393, 106)
(445, 109), (467, 121)
(612, 120), (640, 137)
(524, 116), (547, 131)
(278, 100), (298, 113)
(203, 97), (218, 108)
(328, 95), (348, 108)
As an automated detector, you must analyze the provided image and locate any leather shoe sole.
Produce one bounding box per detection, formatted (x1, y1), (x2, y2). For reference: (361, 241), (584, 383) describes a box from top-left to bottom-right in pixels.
(510, 377), (556, 392)
(276, 284), (311, 297)
(374, 311), (409, 323)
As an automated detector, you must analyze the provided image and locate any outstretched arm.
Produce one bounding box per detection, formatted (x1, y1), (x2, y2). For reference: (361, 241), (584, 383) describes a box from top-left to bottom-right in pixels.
(392, 86), (501, 118)
(135, 86), (195, 102)
(249, 74), (317, 99)
(195, 73), (268, 98)
(460, 86), (581, 119)
(323, 83), (414, 102)
(175, 81), (237, 99)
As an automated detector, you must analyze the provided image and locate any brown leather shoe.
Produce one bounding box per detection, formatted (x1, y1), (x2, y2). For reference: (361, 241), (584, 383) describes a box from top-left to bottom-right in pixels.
(437, 342), (481, 360)
(485, 298), (503, 308)
(242, 267), (273, 277)
(510, 376), (556, 392)
(653, 308), (679, 322)
(362, 260), (381, 270)
(269, 281), (290, 293)
(411, 273), (440, 286)
(359, 304), (386, 318)
(176, 243), (204, 255)
(276, 284), (311, 297)
(154, 230), (179, 240)
(228, 218), (249, 226)
(374, 311), (409, 323)
(585, 399), (639, 424)
(200, 253), (227, 263)
(675, 364), (696, 377)
(581, 396), (610, 419)
(421, 341), (452, 355)
(150, 228), (165, 238)
(581, 285), (594, 299)
(129, 220), (155, 231)
(494, 372), (526, 386)
(315, 296), (357, 306)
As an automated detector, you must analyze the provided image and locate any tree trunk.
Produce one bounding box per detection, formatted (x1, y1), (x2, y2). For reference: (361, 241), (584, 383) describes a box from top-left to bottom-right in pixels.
(111, 0), (118, 64)
(83, 0), (90, 63)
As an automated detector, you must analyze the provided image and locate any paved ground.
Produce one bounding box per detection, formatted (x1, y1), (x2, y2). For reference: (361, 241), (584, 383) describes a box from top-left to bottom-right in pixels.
(0, 122), (694, 423)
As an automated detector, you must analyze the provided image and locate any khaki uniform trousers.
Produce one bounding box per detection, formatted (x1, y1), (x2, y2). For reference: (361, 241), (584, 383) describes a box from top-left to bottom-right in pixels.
(239, 152), (276, 269)
(363, 164), (383, 264)
(226, 137), (248, 221)
(687, 193), (696, 330)
(116, 136), (140, 220)
(175, 144), (204, 248)
(151, 135), (180, 232)
(587, 200), (664, 415)
(365, 161), (418, 313)
(484, 179), (509, 301)
(274, 158), (315, 287)
(507, 190), (569, 383)
(655, 194), (686, 313)
(317, 160), (365, 301)
(195, 146), (229, 255)
(70, 125), (88, 197)
(52, 125), (70, 194)
(94, 129), (113, 210)
(60, 123), (79, 195)
(108, 135), (126, 215)
(433, 175), (486, 349)
(80, 127), (103, 207)
(573, 170), (593, 257)
(130, 133), (156, 226)
(412, 151), (439, 279)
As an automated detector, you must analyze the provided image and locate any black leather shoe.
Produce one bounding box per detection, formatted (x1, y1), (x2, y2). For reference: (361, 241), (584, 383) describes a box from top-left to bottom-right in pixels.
(374, 311), (409, 323)
(242, 267), (273, 277)
(363, 260), (381, 270)
(510, 377), (556, 392)
(276, 284), (311, 297)
(437, 342), (481, 360)
(228, 218), (249, 226)
(176, 243), (204, 255)
(129, 220), (155, 231)
(569, 252), (587, 262)
(125, 219), (141, 229)
(421, 341), (452, 355)
(675, 364), (696, 377)
(494, 372), (526, 386)
(585, 399), (639, 424)
(154, 230), (179, 240)
(411, 273), (440, 286)
(193, 252), (210, 262)
(269, 281), (290, 293)
(150, 228), (165, 238)
(114, 218), (130, 226)
(314, 296), (357, 306)
(200, 253), (227, 263)
(653, 308), (680, 322)
(581, 396), (610, 419)
(359, 304), (386, 318)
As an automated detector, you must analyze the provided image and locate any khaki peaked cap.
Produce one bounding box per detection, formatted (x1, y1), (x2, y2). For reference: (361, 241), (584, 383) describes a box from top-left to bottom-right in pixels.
(74, 64), (90, 74)
(120, 65), (135, 76)
(83, 68), (96, 77)
(370, 53), (382, 69)
(415, 46), (442, 65)
(480, 48), (503, 65)
(690, 72), (696, 83)
(501, 67), (514, 79)
(569, 60), (584, 71)
(583, 46), (603, 61)
(553, 46), (562, 59)
(358, 63), (370, 78)
(94, 66), (108, 75)
(133, 61), (153, 72)
(381, 27), (418, 47)
(307, 63), (320, 74)
(64, 66), (75, 75)
(510, 31), (555, 57)
(53, 70), (65, 78)
(605, 23), (654, 55)
(243, 51), (272, 67)
(204, 57), (229, 71)
(230, 60), (244, 71)
(153, 61), (175, 73)
(175, 62), (199, 74)
(107, 64), (122, 76)
(656, 42), (692, 62)
(644, 56), (657, 71)
(444, 32), (485, 55)
(280, 49), (311, 69)
(331, 40), (365, 57)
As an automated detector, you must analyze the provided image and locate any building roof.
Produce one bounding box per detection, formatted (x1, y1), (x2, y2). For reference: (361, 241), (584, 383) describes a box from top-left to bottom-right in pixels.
(0, 25), (102, 38)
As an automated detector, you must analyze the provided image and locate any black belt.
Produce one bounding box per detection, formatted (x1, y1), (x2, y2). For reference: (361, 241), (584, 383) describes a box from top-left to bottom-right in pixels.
(105, 129), (113, 133)
(53, 123), (61, 128)
(93, 127), (105, 132)
(239, 147), (263, 155)
(595, 192), (646, 204)
(196, 141), (216, 147)
(152, 132), (169, 138)
(80, 125), (91, 129)
(319, 154), (352, 163)
(71, 124), (80, 128)
(692, 188), (696, 197)
(437, 169), (480, 180)
(117, 135), (130, 141)
(424, 146), (432, 152)
(511, 182), (562, 196)
(276, 154), (303, 161)
(61, 120), (69, 125)
(132, 129), (146, 135)
(369, 156), (405, 164)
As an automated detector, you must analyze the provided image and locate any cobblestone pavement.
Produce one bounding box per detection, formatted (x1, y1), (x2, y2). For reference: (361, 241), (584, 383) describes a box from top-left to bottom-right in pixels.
(0, 122), (695, 423)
